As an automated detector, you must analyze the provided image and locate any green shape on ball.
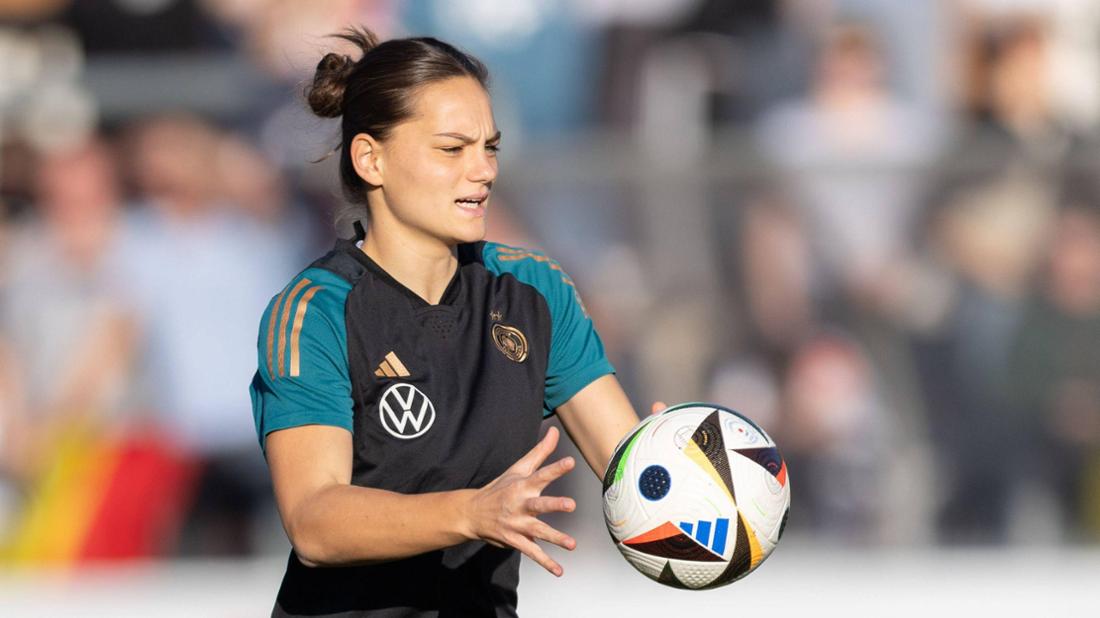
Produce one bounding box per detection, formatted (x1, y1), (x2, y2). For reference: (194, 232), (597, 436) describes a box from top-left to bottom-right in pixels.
(613, 424), (646, 485)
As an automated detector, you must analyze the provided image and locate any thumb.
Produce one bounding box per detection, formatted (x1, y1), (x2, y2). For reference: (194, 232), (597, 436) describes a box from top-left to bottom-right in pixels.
(650, 401), (668, 416)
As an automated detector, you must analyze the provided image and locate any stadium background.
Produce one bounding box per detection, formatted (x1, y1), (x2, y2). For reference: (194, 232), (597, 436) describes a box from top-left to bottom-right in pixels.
(1, 0), (1099, 614)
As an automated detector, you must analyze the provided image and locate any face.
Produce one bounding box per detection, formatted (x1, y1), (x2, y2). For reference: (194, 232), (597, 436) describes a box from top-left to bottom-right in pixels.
(359, 76), (499, 247)
(38, 141), (120, 226)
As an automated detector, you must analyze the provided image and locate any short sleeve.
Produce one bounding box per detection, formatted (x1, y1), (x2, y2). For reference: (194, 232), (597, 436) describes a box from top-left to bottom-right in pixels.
(482, 244), (615, 415)
(249, 268), (354, 450)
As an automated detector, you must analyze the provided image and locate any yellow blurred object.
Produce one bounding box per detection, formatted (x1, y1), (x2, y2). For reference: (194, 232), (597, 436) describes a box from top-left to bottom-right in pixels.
(1, 424), (119, 565)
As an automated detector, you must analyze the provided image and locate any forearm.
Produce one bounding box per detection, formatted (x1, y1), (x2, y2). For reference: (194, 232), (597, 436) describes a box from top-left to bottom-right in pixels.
(557, 375), (642, 478)
(288, 483), (477, 567)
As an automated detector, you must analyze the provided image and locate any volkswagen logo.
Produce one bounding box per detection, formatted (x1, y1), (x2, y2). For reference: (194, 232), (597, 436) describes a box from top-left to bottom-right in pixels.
(378, 383), (436, 440)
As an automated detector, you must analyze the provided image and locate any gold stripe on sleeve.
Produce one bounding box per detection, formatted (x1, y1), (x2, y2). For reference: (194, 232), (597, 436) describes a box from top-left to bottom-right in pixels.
(277, 278), (312, 377)
(266, 287), (289, 378)
(289, 285), (323, 378)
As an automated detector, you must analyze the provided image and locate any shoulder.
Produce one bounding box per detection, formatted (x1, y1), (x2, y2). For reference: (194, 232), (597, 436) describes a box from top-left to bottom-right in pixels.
(263, 241), (372, 315)
(478, 241), (589, 318)
(306, 240), (371, 288)
(261, 244), (368, 336)
(479, 241), (575, 287)
(258, 262), (356, 381)
(267, 268), (352, 315)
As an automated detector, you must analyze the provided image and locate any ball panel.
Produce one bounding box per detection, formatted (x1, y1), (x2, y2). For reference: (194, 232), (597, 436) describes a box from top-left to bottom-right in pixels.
(617, 543), (666, 580)
(668, 559), (729, 589)
(729, 453), (790, 546)
(657, 561), (692, 589)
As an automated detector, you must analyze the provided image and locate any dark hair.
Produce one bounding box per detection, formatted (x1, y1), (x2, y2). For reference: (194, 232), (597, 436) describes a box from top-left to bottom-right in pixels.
(305, 26), (490, 207)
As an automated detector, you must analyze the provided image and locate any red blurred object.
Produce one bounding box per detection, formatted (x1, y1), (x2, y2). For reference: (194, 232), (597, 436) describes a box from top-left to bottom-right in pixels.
(78, 431), (199, 560)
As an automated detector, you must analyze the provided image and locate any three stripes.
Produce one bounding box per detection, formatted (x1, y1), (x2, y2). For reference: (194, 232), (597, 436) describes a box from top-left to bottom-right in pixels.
(493, 246), (589, 317)
(678, 518), (730, 556)
(266, 278), (323, 379)
(494, 246), (577, 290)
(374, 351), (410, 378)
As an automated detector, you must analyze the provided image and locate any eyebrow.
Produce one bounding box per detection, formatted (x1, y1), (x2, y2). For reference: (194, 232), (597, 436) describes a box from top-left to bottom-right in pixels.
(434, 130), (502, 144)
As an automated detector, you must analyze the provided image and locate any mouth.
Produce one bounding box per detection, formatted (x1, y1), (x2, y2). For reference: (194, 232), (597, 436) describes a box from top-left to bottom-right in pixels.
(455, 192), (489, 213)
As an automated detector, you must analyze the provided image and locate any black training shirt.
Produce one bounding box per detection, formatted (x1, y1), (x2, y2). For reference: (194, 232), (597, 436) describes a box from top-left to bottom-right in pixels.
(249, 238), (614, 617)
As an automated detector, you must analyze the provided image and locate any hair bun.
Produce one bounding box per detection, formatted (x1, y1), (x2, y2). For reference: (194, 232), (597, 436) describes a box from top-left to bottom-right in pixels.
(306, 52), (356, 118)
(305, 27), (381, 119)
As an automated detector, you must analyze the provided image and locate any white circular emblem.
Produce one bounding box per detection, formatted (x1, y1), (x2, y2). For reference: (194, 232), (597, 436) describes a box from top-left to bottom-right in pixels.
(378, 383), (436, 440)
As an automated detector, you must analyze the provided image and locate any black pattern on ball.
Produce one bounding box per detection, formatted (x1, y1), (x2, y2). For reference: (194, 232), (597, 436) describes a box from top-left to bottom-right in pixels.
(638, 465), (671, 500)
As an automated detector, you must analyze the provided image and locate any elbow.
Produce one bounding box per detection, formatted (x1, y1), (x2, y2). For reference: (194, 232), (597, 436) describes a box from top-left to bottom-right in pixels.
(290, 527), (383, 568)
(288, 527), (328, 567)
(293, 544), (326, 568)
(287, 512), (377, 568)
(286, 510), (337, 568)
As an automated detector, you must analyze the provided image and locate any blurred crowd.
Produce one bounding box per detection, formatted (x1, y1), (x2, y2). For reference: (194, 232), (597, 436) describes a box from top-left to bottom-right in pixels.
(1, 0), (1100, 563)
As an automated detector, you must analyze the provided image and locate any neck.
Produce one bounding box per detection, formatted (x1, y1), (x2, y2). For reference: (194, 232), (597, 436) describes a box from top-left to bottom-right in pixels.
(360, 207), (458, 306)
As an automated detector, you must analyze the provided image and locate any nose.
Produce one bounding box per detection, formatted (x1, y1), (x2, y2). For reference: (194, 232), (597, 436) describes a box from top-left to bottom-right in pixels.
(469, 148), (497, 185)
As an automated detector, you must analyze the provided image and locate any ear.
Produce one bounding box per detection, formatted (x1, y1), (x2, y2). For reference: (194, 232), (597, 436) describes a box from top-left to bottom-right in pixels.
(350, 133), (384, 186)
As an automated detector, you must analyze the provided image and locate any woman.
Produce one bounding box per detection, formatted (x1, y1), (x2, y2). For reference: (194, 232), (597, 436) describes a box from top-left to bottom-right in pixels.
(249, 27), (651, 617)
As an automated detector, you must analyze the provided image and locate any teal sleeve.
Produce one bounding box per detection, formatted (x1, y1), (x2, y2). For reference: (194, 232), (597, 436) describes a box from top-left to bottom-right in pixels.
(483, 243), (615, 416)
(249, 268), (354, 450)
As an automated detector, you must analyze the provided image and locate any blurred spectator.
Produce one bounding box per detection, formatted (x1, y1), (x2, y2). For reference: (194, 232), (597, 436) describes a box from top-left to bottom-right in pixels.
(1009, 200), (1100, 542)
(756, 21), (943, 316)
(0, 138), (148, 556)
(916, 13), (1092, 544)
(0, 139), (135, 484)
(111, 114), (298, 555)
(779, 333), (887, 542)
(733, 194), (815, 355)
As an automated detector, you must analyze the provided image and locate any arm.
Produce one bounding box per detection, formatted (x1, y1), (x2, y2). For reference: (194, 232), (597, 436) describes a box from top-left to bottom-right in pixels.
(266, 423), (471, 567)
(556, 374), (645, 478)
(266, 423), (578, 575)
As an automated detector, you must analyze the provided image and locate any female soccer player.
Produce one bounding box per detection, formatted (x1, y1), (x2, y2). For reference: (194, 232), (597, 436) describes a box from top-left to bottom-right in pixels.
(249, 27), (650, 617)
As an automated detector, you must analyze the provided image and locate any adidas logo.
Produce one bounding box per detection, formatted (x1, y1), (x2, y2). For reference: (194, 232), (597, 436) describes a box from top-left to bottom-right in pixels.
(374, 351), (410, 378)
(678, 518), (730, 555)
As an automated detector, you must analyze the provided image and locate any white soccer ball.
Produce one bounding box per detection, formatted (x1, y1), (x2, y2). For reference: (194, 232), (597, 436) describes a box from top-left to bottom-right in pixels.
(602, 402), (791, 589)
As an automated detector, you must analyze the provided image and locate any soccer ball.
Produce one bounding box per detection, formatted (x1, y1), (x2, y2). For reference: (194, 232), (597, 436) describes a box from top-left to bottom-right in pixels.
(602, 402), (790, 589)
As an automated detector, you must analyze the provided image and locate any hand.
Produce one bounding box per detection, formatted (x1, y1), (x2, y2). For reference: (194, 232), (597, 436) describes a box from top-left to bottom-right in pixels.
(465, 426), (577, 576)
(651, 401), (667, 416)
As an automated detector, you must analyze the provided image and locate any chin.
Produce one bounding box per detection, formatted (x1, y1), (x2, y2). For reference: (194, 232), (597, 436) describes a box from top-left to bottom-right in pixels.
(451, 221), (487, 245)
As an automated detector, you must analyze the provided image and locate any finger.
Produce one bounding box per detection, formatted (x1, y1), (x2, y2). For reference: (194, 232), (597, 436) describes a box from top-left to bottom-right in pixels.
(510, 533), (564, 577)
(651, 401), (667, 415)
(524, 495), (576, 516)
(527, 519), (577, 551)
(512, 426), (560, 473)
(531, 456), (574, 489)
